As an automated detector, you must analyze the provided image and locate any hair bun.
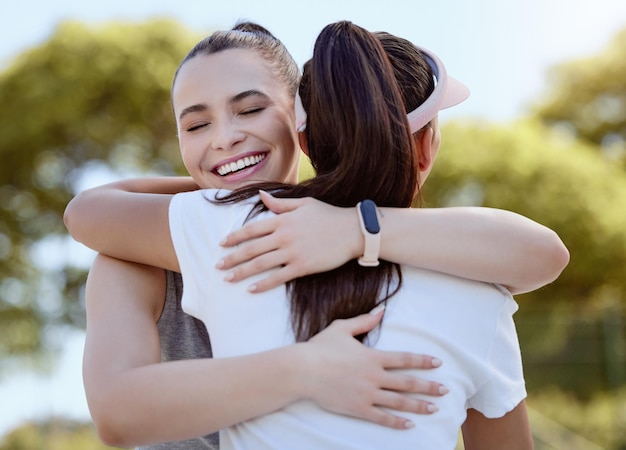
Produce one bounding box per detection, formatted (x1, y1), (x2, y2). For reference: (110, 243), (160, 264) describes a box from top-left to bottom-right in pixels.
(232, 21), (274, 38)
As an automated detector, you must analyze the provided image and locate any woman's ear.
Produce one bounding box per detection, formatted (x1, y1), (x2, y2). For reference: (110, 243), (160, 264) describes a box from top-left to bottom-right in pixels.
(416, 122), (442, 186)
(298, 131), (309, 156)
(417, 126), (434, 172)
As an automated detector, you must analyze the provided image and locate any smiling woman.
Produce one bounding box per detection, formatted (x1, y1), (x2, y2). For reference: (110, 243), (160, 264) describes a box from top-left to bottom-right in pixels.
(172, 48), (300, 189)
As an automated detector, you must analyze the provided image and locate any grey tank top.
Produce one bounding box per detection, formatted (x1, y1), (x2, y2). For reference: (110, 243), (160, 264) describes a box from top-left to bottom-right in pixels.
(136, 270), (220, 450)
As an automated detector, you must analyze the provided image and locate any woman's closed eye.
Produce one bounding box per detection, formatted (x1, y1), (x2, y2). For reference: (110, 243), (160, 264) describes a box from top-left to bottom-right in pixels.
(186, 122), (210, 132)
(240, 107), (264, 116)
(183, 106), (264, 132)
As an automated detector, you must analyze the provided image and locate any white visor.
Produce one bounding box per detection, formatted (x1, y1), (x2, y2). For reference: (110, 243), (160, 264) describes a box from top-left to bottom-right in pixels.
(295, 45), (469, 133)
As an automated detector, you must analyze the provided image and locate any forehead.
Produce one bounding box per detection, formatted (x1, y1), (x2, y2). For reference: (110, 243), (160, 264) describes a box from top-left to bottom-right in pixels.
(172, 49), (286, 114)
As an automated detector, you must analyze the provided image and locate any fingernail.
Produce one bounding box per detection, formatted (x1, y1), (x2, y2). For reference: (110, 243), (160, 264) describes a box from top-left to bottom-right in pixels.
(427, 404), (439, 413)
(219, 238), (227, 246)
(369, 304), (385, 315)
(432, 358), (442, 367)
(223, 272), (234, 282)
(439, 386), (449, 395)
(215, 259), (224, 269)
(404, 420), (415, 429)
(247, 284), (257, 293)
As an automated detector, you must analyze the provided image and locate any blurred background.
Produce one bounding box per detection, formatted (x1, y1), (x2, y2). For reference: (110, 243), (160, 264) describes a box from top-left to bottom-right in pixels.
(1, 0), (625, 448)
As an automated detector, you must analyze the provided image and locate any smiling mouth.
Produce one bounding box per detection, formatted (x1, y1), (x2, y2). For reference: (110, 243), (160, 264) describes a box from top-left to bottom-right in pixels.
(215, 153), (267, 176)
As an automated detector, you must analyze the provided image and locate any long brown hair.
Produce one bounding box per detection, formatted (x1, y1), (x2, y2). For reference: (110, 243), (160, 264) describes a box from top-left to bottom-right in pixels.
(217, 21), (434, 341)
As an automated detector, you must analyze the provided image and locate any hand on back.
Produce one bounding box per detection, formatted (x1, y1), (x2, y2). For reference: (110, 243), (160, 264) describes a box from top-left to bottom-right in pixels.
(218, 191), (361, 292)
(303, 308), (448, 430)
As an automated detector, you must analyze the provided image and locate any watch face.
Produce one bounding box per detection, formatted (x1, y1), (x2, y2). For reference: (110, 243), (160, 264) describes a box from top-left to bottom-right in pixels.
(360, 200), (380, 234)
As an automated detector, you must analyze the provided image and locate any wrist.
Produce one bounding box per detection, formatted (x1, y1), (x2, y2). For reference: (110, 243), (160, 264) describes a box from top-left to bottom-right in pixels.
(356, 200), (381, 267)
(293, 340), (336, 403)
(345, 207), (364, 260)
(283, 343), (317, 402)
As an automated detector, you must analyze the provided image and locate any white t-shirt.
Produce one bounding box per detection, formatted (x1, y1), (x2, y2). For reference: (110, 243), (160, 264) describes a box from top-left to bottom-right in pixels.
(169, 190), (527, 450)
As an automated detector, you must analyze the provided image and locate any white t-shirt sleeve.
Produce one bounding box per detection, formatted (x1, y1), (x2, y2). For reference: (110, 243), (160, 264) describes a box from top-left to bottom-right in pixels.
(466, 295), (527, 418)
(169, 191), (292, 358)
(168, 190), (229, 322)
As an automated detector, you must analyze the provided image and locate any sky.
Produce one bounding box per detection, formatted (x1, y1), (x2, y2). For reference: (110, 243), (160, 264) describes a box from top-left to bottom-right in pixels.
(1, 0), (625, 441)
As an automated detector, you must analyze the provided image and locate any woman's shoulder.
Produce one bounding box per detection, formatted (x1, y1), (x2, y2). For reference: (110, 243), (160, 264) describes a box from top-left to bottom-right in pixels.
(176, 188), (261, 206)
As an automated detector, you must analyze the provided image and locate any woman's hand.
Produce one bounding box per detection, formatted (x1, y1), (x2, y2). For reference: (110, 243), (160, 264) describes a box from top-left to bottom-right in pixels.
(301, 307), (447, 430)
(218, 191), (361, 292)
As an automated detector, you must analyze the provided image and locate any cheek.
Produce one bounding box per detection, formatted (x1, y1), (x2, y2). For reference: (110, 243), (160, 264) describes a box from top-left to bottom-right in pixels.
(178, 138), (199, 172)
(276, 129), (298, 167)
(265, 114), (298, 157)
(178, 138), (189, 161)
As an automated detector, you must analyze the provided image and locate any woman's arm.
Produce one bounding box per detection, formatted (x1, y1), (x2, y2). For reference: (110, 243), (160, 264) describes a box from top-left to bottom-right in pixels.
(65, 178), (568, 294)
(379, 205), (568, 294)
(84, 255), (446, 447)
(218, 192), (569, 295)
(461, 402), (534, 450)
(63, 177), (200, 271)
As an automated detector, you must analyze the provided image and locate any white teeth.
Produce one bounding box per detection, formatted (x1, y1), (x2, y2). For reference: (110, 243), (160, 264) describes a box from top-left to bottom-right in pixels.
(216, 154), (266, 176)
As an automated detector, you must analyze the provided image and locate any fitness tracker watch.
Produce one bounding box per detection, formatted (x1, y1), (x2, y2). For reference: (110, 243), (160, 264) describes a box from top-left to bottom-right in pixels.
(356, 200), (381, 267)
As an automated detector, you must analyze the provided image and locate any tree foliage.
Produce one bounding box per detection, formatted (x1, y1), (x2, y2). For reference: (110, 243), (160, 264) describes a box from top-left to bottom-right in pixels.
(0, 419), (109, 450)
(0, 19), (199, 362)
(534, 28), (626, 165)
(528, 387), (626, 450)
(431, 119), (626, 304)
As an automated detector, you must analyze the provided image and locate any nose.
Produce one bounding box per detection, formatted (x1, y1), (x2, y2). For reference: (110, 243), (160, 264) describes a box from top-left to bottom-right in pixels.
(210, 118), (245, 151)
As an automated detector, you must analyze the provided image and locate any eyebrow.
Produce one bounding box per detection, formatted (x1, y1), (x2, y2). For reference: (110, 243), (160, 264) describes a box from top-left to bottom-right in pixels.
(231, 89), (271, 103)
(178, 89), (271, 122)
(178, 103), (208, 121)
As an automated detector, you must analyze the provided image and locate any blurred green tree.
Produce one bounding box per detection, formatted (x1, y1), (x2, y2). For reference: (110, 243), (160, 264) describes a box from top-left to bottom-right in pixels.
(524, 25), (626, 400)
(0, 419), (110, 450)
(533, 28), (626, 166)
(0, 19), (199, 364)
(432, 119), (626, 304)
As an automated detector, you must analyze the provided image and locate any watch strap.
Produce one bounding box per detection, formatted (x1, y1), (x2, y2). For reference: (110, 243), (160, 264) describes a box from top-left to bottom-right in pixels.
(356, 200), (381, 267)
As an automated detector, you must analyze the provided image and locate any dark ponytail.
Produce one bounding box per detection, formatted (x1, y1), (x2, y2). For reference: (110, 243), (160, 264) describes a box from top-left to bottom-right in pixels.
(218, 21), (424, 341)
(298, 21), (418, 206)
